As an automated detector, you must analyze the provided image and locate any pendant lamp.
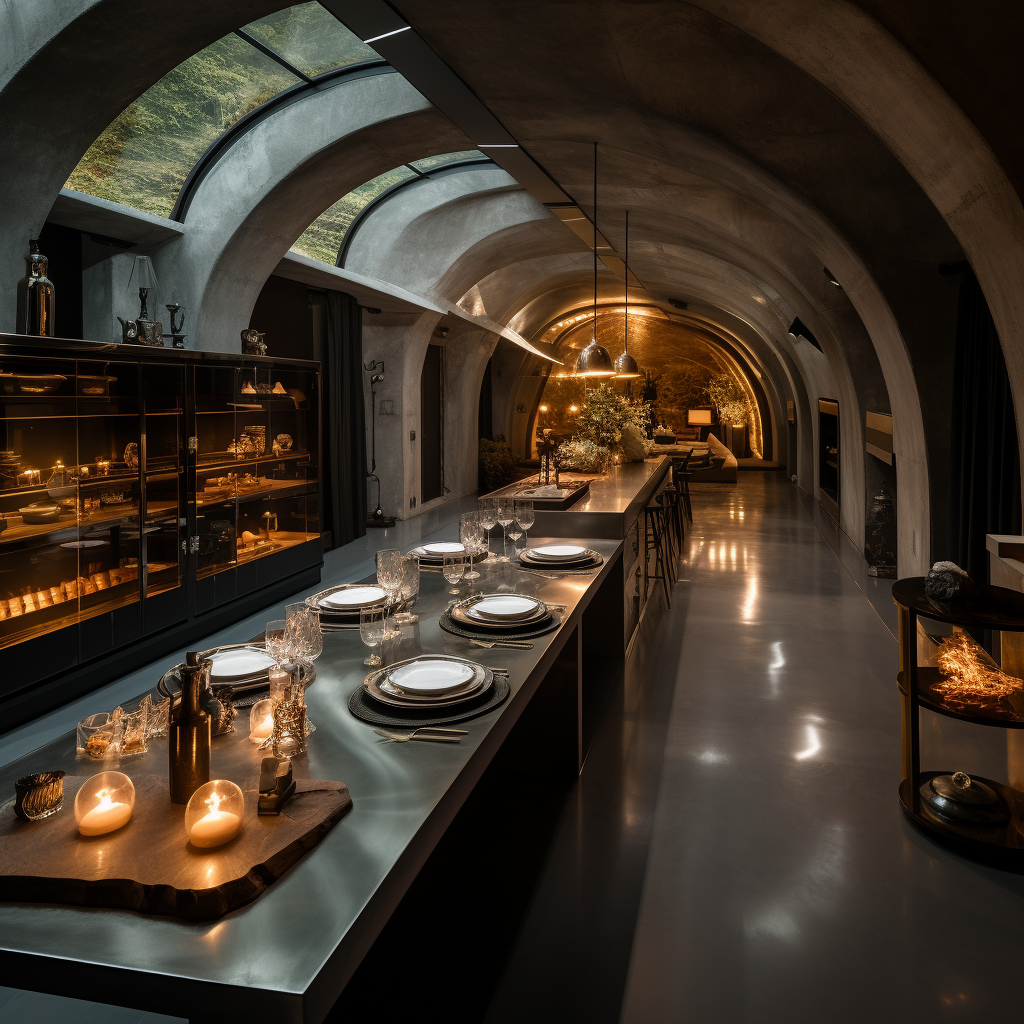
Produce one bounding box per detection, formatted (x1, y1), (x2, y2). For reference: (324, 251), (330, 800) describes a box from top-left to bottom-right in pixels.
(614, 209), (641, 379)
(576, 142), (615, 378)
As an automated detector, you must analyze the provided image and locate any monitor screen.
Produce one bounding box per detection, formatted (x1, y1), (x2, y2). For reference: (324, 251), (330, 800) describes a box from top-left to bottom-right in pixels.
(687, 409), (713, 426)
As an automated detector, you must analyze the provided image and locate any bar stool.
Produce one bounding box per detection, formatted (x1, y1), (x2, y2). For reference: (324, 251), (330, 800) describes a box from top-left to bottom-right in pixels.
(677, 451), (711, 522)
(644, 500), (674, 608)
(656, 488), (681, 580)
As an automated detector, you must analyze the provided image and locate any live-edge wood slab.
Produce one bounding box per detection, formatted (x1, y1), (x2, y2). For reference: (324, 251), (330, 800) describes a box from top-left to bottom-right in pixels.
(0, 775), (352, 920)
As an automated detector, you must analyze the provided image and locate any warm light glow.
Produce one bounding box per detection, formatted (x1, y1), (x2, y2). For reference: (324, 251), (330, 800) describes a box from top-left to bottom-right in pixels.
(794, 725), (821, 760)
(933, 630), (1023, 708)
(539, 404), (549, 413)
(186, 780), (244, 849)
(741, 578), (758, 621)
(569, 404), (578, 413)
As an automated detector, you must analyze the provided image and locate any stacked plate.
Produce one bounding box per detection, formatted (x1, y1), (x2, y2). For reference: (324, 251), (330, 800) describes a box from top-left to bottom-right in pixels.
(310, 583), (388, 630)
(365, 655), (492, 710)
(207, 646), (280, 691)
(409, 541), (466, 568)
(518, 543), (602, 571)
(448, 593), (554, 635)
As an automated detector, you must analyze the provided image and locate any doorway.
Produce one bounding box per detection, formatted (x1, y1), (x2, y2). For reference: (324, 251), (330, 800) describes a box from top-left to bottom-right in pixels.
(421, 344), (444, 503)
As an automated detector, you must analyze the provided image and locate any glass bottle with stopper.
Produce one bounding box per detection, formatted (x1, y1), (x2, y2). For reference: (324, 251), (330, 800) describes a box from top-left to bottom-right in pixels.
(168, 651), (211, 803)
(16, 238), (56, 337)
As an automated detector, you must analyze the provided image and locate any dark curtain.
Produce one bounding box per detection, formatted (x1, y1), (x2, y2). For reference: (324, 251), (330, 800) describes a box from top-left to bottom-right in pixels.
(478, 358), (493, 441)
(950, 267), (1021, 580)
(322, 291), (366, 547)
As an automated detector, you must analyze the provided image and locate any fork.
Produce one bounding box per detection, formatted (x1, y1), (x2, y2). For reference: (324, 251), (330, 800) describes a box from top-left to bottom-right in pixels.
(470, 639), (534, 649)
(374, 727), (467, 743)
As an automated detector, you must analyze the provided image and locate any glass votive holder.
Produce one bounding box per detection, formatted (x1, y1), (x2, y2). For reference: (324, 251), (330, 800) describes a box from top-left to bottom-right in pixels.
(74, 771), (135, 836)
(185, 780), (244, 849)
(14, 771), (66, 821)
(249, 699), (274, 744)
(114, 703), (149, 757)
(146, 694), (171, 739)
(76, 712), (117, 759)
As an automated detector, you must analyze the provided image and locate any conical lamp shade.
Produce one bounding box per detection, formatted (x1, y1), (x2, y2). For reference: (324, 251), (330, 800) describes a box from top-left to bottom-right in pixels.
(576, 338), (615, 377)
(614, 350), (641, 378)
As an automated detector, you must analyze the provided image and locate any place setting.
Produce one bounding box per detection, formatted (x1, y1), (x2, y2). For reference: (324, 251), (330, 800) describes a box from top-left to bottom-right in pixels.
(439, 591), (564, 646)
(308, 583), (389, 631)
(348, 653), (510, 729)
(516, 542), (603, 578)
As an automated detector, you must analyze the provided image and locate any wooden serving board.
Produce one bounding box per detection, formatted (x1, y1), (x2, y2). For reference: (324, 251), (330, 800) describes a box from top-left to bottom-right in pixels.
(0, 775), (351, 920)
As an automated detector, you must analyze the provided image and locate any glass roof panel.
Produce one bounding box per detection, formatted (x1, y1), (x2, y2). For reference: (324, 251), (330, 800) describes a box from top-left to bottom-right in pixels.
(65, 33), (299, 217)
(291, 164), (419, 264)
(409, 150), (486, 171)
(242, 2), (376, 77)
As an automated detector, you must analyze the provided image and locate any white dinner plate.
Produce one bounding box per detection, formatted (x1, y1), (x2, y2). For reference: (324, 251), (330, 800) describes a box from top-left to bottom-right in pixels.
(208, 647), (278, 682)
(319, 586), (386, 610)
(388, 659), (476, 694)
(466, 595), (543, 621)
(414, 542), (465, 556)
(528, 544), (588, 562)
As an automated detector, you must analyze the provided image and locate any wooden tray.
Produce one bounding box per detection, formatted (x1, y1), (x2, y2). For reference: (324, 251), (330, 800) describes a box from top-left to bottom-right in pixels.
(0, 774), (351, 920)
(512, 480), (590, 510)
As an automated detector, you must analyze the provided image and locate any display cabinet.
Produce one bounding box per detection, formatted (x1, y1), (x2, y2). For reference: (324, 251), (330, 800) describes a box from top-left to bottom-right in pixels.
(894, 577), (1024, 862)
(0, 336), (322, 727)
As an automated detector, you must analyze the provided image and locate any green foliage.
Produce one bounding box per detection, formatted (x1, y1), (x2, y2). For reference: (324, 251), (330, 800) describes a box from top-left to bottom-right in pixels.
(479, 436), (520, 492)
(556, 437), (607, 472)
(574, 384), (651, 449)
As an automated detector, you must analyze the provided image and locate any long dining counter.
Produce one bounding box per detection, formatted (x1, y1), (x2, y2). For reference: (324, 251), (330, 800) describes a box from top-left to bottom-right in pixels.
(0, 535), (626, 1024)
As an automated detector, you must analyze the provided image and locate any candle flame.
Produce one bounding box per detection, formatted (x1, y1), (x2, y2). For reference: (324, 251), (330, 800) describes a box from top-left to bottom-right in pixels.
(205, 790), (224, 815)
(95, 787), (116, 810)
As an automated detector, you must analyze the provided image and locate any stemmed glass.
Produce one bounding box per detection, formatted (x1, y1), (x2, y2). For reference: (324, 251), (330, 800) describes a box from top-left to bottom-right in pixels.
(394, 553), (420, 624)
(443, 552), (466, 595)
(478, 498), (497, 561)
(359, 606), (386, 666)
(265, 619), (290, 662)
(461, 512), (483, 580)
(495, 498), (514, 562)
(514, 498), (534, 553)
(376, 548), (403, 638)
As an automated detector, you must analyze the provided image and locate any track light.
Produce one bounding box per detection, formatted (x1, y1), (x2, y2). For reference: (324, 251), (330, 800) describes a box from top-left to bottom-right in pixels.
(823, 267), (841, 287)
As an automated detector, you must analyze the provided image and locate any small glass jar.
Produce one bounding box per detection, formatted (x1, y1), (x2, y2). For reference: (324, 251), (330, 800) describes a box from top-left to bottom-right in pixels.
(77, 712), (117, 759)
(15, 771), (66, 821)
(185, 780), (244, 848)
(74, 772), (135, 836)
(249, 698), (275, 744)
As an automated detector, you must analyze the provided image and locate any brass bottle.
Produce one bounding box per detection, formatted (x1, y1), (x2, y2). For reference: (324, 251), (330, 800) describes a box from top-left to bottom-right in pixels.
(16, 239), (56, 337)
(169, 652), (211, 804)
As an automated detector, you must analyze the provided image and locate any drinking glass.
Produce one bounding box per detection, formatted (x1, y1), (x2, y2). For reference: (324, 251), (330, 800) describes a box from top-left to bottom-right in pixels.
(286, 601), (322, 663)
(461, 512), (482, 580)
(514, 498), (535, 549)
(496, 498), (514, 562)
(394, 553), (420, 624)
(443, 553), (466, 595)
(265, 619), (290, 662)
(377, 548), (404, 638)
(359, 606), (386, 667)
(478, 497), (497, 560)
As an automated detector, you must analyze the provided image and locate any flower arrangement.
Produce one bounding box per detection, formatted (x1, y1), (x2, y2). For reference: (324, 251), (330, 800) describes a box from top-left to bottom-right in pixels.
(573, 384), (653, 450)
(555, 437), (607, 472)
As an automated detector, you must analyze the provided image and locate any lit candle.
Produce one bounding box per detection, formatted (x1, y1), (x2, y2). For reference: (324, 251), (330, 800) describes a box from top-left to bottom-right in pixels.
(188, 790), (242, 848)
(77, 787), (132, 836)
(249, 699), (274, 744)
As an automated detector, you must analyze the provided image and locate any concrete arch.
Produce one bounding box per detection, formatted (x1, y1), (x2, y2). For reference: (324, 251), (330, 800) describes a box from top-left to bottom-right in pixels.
(153, 73), (472, 348)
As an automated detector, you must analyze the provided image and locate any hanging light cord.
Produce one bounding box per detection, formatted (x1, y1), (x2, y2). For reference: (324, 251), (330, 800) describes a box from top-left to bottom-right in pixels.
(593, 141), (598, 344)
(624, 209), (629, 355)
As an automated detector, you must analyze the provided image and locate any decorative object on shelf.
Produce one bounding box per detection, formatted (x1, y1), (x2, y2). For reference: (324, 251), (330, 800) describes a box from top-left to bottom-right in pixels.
(123, 256), (163, 346)
(168, 651), (211, 804)
(74, 772), (134, 836)
(273, 433), (293, 453)
(16, 238), (56, 337)
(241, 380), (257, 395)
(272, 381), (287, 395)
(14, 771), (65, 821)
(250, 699), (275, 744)
(240, 329), (268, 355)
(924, 561), (977, 606)
(99, 489), (128, 508)
(931, 629), (1024, 714)
(185, 780), (243, 848)
(260, 511), (278, 542)
(123, 442), (139, 470)
(920, 770), (1010, 825)
(95, 456), (110, 477)
(270, 691), (307, 760)
(166, 303), (187, 349)
(16, 468), (41, 488)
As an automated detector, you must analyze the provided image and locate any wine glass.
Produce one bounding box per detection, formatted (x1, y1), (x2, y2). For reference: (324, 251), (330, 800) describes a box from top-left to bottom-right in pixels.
(394, 553), (420, 624)
(478, 497), (497, 560)
(495, 498), (514, 562)
(443, 552), (466, 595)
(461, 512), (482, 580)
(359, 606), (386, 667)
(265, 619), (290, 663)
(376, 548), (403, 638)
(514, 498), (535, 551)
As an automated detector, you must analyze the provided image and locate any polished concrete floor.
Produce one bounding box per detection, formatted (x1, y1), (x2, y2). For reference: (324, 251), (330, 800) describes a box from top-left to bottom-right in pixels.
(5, 475), (1024, 1022)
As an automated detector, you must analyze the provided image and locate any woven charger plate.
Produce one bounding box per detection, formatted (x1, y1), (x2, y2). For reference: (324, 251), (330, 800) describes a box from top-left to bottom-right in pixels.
(348, 674), (510, 726)
(439, 607), (562, 641)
